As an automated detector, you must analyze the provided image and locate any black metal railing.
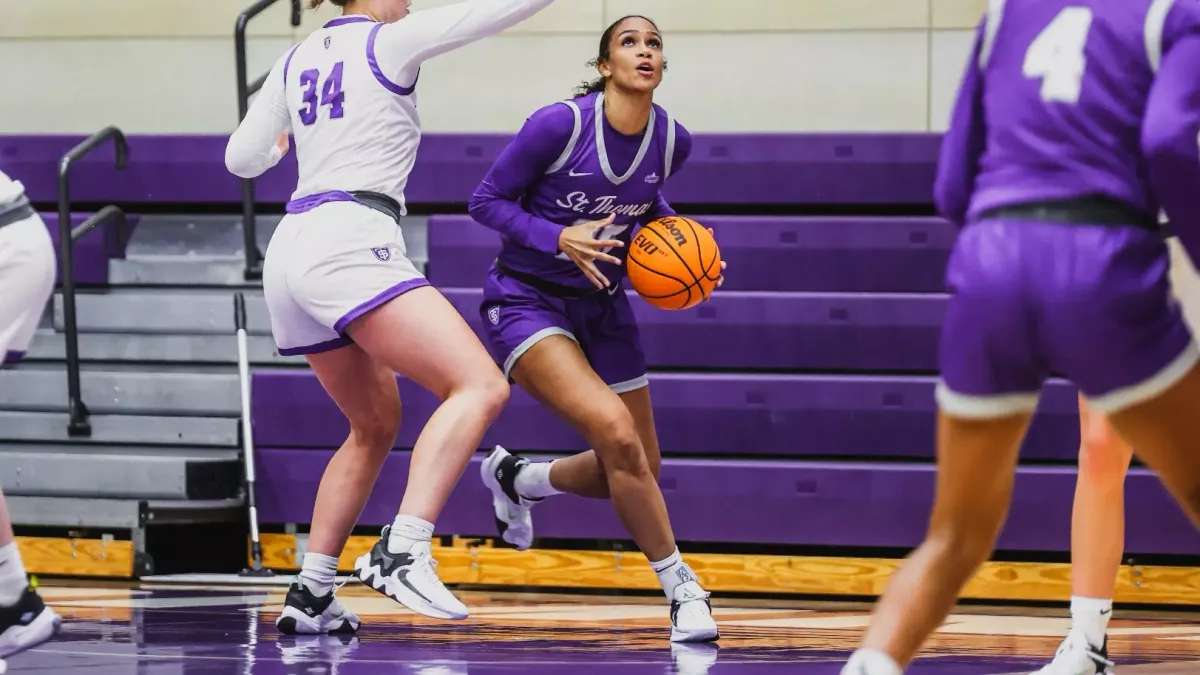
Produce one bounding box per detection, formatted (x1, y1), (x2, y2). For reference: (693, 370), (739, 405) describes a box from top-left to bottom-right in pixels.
(58, 126), (129, 437)
(235, 0), (302, 281)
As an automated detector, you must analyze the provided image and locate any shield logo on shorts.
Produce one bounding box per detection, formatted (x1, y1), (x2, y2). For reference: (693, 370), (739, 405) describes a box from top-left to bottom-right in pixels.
(487, 306), (500, 325)
(371, 246), (392, 262)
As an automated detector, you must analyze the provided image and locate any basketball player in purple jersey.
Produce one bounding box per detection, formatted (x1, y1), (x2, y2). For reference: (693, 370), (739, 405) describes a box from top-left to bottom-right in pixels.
(841, 1), (1200, 673)
(468, 16), (721, 643)
(225, 0), (557, 634)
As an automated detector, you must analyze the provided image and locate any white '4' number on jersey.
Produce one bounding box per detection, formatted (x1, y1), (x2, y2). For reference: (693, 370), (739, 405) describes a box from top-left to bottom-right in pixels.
(1023, 7), (1093, 104)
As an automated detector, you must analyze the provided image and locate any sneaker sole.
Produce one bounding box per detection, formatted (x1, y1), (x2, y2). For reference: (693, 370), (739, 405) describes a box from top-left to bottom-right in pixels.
(670, 625), (720, 643)
(481, 449), (534, 551)
(354, 553), (468, 621)
(0, 608), (62, 658)
(276, 606), (360, 635)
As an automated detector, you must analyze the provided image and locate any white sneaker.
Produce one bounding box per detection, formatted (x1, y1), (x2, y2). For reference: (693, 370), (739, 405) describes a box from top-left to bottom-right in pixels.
(275, 578), (360, 635)
(354, 527), (469, 620)
(0, 587), (62, 658)
(481, 446), (539, 550)
(670, 581), (719, 643)
(1031, 632), (1115, 674)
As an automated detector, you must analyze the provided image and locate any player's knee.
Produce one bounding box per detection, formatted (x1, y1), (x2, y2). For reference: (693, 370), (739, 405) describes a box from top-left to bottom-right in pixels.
(348, 401), (401, 456)
(591, 411), (648, 476)
(1079, 425), (1131, 489)
(466, 370), (510, 421)
(928, 525), (997, 571)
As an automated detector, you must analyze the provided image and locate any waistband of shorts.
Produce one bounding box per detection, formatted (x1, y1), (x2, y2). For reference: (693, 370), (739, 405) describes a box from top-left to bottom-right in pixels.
(494, 260), (620, 300)
(0, 197), (34, 230)
(976, 196), (1160, 231)
(286, 190), (402, 224)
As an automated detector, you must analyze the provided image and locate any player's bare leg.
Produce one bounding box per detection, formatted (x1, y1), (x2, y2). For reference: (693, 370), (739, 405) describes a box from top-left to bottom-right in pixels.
(842, 410), (1031, 674)
(492, 335), (716, 642)
(1033, 396), (1130, 675)
(348, 286), (509, 621)
(0, 488), (61, 659)
(1106, 361), (1200, 530)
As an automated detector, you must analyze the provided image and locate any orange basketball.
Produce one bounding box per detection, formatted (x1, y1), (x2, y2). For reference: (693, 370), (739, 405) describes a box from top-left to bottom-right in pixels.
(627, 216), (722, 310)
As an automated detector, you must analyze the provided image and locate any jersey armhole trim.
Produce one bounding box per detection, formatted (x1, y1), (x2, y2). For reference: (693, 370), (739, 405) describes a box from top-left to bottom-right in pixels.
(282, 44), (302, 88)
(1145, 0), (1176, 73)
(545, 101), (582, 175)
(663, 112), (677, 181)
(978, 0), (1007, 68)
(367, 24), (418, 96)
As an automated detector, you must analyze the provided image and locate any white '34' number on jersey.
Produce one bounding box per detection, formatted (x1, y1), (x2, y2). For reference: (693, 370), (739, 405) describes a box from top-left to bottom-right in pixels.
(1023, 7), (1093, 104)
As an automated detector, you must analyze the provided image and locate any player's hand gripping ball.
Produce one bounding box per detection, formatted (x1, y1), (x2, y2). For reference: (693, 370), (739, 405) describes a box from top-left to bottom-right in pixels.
(627, 216), (724, 310)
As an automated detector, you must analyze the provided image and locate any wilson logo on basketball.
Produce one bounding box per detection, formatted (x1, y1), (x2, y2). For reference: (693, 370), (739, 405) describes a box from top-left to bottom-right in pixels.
(662, 219), (688, 247)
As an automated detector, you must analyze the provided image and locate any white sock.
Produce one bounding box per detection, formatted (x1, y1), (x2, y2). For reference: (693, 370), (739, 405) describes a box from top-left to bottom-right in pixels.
(841, 649), (902, 675)
(650, 548), (700, 599)
(0, 543), (27, 606)
(297, 551), (338, 597)
(514, 460), (562, 500)
(387, 514), (435, 554)
(1070, 595), (1113, 648)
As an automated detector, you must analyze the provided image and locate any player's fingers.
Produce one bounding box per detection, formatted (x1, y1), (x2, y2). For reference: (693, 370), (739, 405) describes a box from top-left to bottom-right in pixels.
(720, 261), (727, 270)
(581, 260), (611, 288)
(588, 239), (624, 249)
(590, 251), (623, 266)
(570, 254), (607, 289)
(591, 214), (616, 229)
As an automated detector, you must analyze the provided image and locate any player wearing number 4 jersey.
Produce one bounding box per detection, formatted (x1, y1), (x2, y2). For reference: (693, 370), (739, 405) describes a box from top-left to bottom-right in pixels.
(468, 15), (721, 644)
(224, 0), (558, 635)
(840, 1), (1200, 674)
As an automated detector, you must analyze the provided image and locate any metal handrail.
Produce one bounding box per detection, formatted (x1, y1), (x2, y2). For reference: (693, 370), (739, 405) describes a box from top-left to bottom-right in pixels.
(57, 127), (129, 437)
(235, 0), (302, 281)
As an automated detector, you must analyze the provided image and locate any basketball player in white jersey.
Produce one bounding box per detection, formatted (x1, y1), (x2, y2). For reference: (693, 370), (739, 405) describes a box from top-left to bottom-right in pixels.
(224, 0), (557, 634)
(0, 169), (64, 655)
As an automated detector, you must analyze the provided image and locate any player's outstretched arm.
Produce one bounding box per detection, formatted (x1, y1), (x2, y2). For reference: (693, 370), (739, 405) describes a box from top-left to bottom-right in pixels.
(225, 53), (292, 179)
(934, 20), (987, 227)
(1144, 31), (1200, 263)
(468, 103), (575, 255)
(373, 0), (557, 86)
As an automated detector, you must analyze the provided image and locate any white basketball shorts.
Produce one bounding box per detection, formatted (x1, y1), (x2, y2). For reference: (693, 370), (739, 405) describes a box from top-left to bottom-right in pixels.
(262, 201), (428, 356)
(0, 213), (56, 365)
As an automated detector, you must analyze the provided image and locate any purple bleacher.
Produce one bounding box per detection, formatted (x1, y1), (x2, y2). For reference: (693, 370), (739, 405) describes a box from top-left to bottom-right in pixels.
(40, 212), (134, 285)
(254, 449), (1198, 555)
(442, 288), (946, 372)
(0, 133), (941, 206)
(252, 370), (1080, 460)
(427, 216), (957, 293)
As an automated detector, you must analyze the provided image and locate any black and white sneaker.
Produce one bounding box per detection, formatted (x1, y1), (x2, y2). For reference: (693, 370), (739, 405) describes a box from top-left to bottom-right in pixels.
(354, 527), (468, 620)
(481, 446), (539, 550)
(1031, 632), (1115, 674)
(0, 586), (61, 658)
(275, 579), (360, 635)
(670, 581), (719, 643)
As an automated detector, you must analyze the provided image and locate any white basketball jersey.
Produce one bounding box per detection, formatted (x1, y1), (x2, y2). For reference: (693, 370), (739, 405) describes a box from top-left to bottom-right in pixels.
(283, 18), (421, 210)
(0, 169), (25, 205)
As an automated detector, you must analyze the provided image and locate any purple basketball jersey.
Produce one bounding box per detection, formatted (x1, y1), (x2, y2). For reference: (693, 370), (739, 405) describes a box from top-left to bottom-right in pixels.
(470, 92), (689, 289)
(937, 0), (1200, 239)
(934, 0), (1200, 412)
